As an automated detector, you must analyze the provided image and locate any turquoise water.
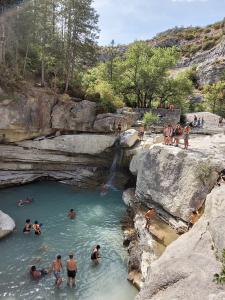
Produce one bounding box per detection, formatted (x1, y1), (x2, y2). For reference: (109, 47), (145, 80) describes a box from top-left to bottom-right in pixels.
(0, 182), (137, 300)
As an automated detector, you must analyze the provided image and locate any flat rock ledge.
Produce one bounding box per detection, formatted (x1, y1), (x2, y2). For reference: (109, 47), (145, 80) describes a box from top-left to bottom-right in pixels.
(0, 210), (15, 239)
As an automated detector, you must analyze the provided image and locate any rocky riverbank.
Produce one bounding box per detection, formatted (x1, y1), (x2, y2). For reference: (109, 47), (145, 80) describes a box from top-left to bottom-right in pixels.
(122, 133), (225, 300)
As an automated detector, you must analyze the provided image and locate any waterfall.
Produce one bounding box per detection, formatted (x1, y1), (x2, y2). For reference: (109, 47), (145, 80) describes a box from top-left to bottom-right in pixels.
(106, 145), (123, 189)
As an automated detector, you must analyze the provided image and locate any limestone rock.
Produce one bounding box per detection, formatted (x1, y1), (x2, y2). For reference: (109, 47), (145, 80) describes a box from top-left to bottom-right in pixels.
(120, 129), (140, 148)
(122, 188), (136, 206)
(136, 185), (225, 300)
(51, 100), (96, 131)
(0, 211), (15, 239)
(130, 134), (225, 222)
(18, 134), (116, 155)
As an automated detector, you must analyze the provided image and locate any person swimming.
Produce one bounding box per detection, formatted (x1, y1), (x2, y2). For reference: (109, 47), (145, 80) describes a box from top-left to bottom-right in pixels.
(23, 219), (32, 234)
(33, 221), (41, 235)
(68, 209), (76, 219)
(30, 265), (48, 280)
(91, 245), (101, 264)
(17, 198), (33, 207)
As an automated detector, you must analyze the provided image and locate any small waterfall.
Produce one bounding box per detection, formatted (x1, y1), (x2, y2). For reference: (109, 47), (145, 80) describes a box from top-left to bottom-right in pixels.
(106, 143), (124, 189)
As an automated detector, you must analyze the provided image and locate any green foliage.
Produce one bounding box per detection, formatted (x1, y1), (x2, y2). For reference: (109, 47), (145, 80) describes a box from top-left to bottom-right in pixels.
(202, 40), (216, 51)
(214, 249), (225, 284)
(143, 112), (159, 126)
(203, 81), (225, 117)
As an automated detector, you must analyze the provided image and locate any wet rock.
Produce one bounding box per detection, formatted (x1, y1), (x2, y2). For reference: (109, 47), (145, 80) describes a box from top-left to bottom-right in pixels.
(0, 211), (15, 239)
(120, 129), (140, 148)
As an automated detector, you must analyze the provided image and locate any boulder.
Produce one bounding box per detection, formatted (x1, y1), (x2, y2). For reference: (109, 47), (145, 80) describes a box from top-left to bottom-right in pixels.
(18, 134), (116, 155)
(136, 185), (225, 300)
(51, 100), (96, 132)
(120, 129), (140, 148)
(130, 134), (225, 222)
(122, 188), (136, 206)
(0, 211), (15, 239)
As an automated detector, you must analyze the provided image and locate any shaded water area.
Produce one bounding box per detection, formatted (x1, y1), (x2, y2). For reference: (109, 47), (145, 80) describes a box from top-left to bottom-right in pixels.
(0, 182), (137, 300)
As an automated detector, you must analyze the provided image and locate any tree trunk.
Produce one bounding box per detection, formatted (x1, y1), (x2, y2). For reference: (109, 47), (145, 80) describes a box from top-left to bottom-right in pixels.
(23, 43), (29, 76)
(0, 20), (6, 64)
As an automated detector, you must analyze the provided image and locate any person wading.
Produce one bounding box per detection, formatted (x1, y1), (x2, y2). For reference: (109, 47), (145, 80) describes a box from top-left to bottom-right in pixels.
(33, 221), (41, 235)
(23, 219), (32, 234)
(68, 209), (76, 219)
(66, 253), (77, 288)
(52, 255), (63, 288)
(91, 245), (101, 264)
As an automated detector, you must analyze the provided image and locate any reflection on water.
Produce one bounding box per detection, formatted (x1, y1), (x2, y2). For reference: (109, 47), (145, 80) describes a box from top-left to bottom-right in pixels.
(0, 182), (137, 300)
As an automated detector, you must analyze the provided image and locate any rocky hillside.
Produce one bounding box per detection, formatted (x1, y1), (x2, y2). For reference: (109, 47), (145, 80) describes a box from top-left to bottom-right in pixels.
(100, 20), (225, 86)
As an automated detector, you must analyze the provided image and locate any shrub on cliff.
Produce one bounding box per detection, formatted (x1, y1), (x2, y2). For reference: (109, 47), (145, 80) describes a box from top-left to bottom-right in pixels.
(203, 81), (225, 118)
(143, 112), (159, 126)
(214, 249), (225, 284)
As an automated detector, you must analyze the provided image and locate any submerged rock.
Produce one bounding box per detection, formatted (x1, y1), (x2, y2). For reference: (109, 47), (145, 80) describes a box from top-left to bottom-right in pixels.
(0, 211), (15, 239)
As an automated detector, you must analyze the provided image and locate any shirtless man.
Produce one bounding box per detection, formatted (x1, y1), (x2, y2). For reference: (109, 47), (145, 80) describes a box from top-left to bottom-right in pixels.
(91, 245), (101, 264)
(66, 254), (77, 287)
(68, 209), (76, 219)
(144, 208), (156, 230)
(188, 210), (200, 230)
(52, 255), (63, 288)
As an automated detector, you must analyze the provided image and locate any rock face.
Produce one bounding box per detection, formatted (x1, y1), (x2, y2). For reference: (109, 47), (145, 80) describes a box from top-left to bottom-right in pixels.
(0, 134), (117, 188)
(51, 100), (96, 132)
(120, 129), (140, 148)
(136, 185), (225, 300)
(18, 134), (116, 155)
(0, 211), (15, 239)
(130, 134), (225, 222)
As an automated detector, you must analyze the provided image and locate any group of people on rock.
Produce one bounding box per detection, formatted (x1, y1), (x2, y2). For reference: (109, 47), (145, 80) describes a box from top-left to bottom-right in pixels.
(163, 123), (191, 150)
(25, 208), (101, 288)
(190, 115), (205, 128)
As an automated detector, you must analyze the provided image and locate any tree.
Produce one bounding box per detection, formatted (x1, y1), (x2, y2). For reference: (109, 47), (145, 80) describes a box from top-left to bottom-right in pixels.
(204, 81), (225, 117)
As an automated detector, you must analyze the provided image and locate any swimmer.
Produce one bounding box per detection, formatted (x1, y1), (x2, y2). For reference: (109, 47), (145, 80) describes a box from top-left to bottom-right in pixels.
(52, 255), (63, 288)
(33, 221), (41, 235)
(100, 183), (109, 196)
(30, 265), (48, 280)
(68, 209), (76, 219)
(91, 245), (101, 264)
(23, 219), (32, 234)
(17, 198), (33, 207)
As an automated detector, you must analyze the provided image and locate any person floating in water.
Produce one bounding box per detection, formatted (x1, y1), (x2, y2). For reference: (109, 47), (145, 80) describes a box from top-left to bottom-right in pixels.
(33, 221), (42, 235)
(66, 253), (77, 288)
(52, 255), (63, 288)
(23, 219), (32, 234)
(100, 183), (109, 196)
(144, 207), (157, 230)
(30, 265), (48, 280)
(17, 198), (33, 207)
(68, 209), (76, 219)
(91, 245), (101, 264)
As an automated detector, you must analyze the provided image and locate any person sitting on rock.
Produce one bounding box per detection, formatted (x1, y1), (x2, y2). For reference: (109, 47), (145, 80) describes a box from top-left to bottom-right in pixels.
(144, 208), (157, 230)
(188, 210), (200, 230)
(68, 209), (76, 219)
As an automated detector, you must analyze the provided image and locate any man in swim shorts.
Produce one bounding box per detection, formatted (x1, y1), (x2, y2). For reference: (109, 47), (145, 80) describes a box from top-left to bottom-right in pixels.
(67, 209), (76, 219)
(66, 253), (77, 287)
(52, 255), (63, 288)
(23, 219), (32, 234)
(144, 207), (157, 230)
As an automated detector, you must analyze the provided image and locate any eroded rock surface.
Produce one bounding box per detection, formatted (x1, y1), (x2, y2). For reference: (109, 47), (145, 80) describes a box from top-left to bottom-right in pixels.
(130, 134), (225, 222)
(136, 185), (225, 300)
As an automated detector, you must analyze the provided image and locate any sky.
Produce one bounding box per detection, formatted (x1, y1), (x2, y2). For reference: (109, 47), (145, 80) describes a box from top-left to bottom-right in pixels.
(93, 0), (225, 45)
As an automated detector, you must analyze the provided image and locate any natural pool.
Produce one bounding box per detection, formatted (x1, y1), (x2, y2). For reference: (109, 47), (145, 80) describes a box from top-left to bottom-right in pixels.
(0, 182), (137, 300)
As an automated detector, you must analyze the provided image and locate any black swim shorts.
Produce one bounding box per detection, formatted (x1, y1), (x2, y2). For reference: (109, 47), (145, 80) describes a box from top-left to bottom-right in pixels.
(67, 270), (76, 278)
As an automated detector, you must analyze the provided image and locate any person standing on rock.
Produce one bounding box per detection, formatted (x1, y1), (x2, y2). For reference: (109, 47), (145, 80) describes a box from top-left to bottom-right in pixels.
(163, 124), (173, 145)
(218, 116), (223, 127)
(145, 208), (156, 230)
(183, 124), (191, 150)
(173, 124), (183, 147)
(188, 210), (200, 230)
(117, 122), (122, 135)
